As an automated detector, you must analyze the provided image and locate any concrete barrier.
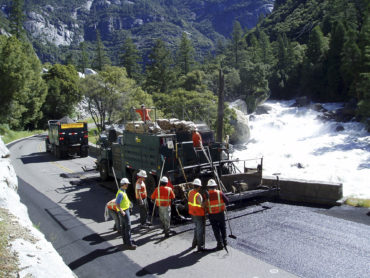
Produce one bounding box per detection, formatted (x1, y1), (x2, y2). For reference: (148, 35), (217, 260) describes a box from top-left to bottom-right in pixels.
(263, 176), (343, 206)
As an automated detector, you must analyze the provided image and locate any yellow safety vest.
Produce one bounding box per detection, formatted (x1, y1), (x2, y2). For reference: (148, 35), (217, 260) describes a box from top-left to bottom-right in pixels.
(115, 189), (131, 211)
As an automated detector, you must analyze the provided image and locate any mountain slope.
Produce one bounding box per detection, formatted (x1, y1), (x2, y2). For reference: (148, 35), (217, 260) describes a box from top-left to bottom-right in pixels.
(0, 0), (274, 63)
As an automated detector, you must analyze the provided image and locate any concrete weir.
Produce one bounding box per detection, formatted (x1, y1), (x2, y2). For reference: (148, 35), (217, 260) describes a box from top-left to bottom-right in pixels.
(263, 176), (343, 206)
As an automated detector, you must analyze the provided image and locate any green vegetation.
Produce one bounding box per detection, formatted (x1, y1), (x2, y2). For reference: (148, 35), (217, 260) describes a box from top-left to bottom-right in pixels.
(345, 198), (370, 208)
(0, 124), (44, 144)
(0, 0), (369, 139)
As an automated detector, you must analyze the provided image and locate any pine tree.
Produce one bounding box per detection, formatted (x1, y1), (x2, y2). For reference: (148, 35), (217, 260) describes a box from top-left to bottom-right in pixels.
(230, 21), (244, 69)
(144, 39), (175, 94)
(9, 0), (25, 39)
(0, 36), (47, 129)
(340, 28), (361, 98)
(93, 30), (111, 71)
(176, 32), (195, 76)
(327, 21), (345, 100)
(120, 36), (141, 80)
(79, 42), (89, 73)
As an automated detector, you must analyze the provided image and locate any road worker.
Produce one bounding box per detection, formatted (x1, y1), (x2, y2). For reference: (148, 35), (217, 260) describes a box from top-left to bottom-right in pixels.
(206, 179), (229, 250)
(135, 104), (152, 122)
(192, 128), (203, 148)
(105, 198), (121, 233)
(116, 178), (137, 250)
(135, 169), (150, 227)
(150, 176), (176, 238)
(188, 178), (206, 252)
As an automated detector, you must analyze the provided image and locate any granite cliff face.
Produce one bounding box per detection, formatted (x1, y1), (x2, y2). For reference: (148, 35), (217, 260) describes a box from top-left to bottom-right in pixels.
(0, 0), (274, 63)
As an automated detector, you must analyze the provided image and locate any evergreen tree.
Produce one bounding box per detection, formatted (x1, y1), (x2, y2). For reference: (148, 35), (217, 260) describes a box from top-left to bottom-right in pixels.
(176, 32), (195, 76)
(230, 21), (244, 69)
(120, 36), (142, 80)
(258, 30), (274, 65)
(144, 39), (175, 94)
(327, 21), (345, 100)
(301, 25), (328, 100)
(9, 0), (25, 39)
(0, 36), (47, 129)
(79, 42), (89, 73)
(93, 30), (111, 71)
(340, 28), (361, 98)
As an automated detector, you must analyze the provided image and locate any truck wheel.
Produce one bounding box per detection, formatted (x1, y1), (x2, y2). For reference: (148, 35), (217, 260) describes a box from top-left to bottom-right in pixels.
(80, 147), (88, 157)
(45, 140), (50, 153)
(99, 160), (109, 181)
(55, 146), (61, 159)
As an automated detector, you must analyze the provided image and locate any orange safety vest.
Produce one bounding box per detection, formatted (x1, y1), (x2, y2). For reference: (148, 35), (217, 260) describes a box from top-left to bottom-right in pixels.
(207, 189), (226, 214)
(151, 186), (175, 207)
(192, 131), (202, 147)
(135, 108), (152, 121)
(135, 181), (147, 199)
(106, 199), (118, 211)
(188, 189), (205, 216)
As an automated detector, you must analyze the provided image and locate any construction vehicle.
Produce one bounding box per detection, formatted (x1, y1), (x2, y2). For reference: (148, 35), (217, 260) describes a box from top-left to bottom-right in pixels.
(95, 111), (277, 207)
(45, 117), (89, 159)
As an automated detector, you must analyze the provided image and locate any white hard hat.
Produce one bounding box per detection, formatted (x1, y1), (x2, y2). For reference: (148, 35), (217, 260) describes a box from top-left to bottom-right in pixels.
(192, 178), (202, 187)
(120, 178), (130, 185)
(207, 179), (217, 187)
(160, 176), (168, 184)
(137, 170), (147, 178)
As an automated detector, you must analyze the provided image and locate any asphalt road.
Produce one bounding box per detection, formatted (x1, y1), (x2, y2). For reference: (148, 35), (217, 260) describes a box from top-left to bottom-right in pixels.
(9, 135), (370, 278)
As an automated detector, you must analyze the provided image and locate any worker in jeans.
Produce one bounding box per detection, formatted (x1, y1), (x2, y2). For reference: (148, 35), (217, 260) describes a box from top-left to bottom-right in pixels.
(116, 178), (137, 250)
(206, 179), (229, 250)
(188, 178), (206, 252)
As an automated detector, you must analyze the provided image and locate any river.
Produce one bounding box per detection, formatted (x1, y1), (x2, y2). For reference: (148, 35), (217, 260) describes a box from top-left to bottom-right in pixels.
(233, 100), (370, 199)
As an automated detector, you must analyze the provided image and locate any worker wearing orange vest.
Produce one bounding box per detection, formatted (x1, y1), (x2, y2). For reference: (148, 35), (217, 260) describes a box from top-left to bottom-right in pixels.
(135, 104), (152, 122)
(206, 179), (229, 250)
(150, 176), (176, 238)
(188, 178), (206, 252)
(192, 128), (203, 148)
(105, 198), (121, 232)
(135, 170), (150, 227)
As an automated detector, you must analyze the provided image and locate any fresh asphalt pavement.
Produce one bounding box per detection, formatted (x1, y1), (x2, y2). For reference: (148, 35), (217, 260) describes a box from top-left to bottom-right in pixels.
(9, 135), (370, 278)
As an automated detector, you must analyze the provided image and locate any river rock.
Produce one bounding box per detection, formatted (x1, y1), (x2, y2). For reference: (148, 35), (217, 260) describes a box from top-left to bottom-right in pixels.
(229, 106), (250, 144)
(292, 96), (310, 107)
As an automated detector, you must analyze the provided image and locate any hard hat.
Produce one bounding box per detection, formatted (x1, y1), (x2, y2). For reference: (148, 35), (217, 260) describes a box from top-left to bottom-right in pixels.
(160, 176), (168, 184)
(207, 179), (217, 187)
(192, 178), (202, 187)
(120, 178), (130, 185)
(137, 170), (147, 178)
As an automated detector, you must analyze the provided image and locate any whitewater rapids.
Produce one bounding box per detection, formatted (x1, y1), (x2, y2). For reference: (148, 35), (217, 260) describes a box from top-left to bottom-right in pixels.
(233, 100), (370, 200)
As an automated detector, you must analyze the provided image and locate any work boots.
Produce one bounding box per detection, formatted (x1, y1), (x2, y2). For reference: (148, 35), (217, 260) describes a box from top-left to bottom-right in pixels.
(216, 242), (223, 250)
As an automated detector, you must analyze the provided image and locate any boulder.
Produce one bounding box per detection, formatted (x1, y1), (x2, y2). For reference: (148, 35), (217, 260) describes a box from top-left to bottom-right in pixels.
(229, 107), (250, 144)
(292, 96), (310, 107)
(255, 104), (271, 115)
(335, 125), (345, 132)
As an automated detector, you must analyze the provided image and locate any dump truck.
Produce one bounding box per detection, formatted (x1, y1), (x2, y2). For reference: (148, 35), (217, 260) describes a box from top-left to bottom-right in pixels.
(96, 118), (277, 209)
(45, 117), (89, 159)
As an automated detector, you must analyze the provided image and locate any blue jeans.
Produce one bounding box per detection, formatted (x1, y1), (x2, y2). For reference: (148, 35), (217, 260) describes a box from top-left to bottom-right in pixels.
(118, 209), (133, 245)
(191, 215), (205, 249)
(108, 209), (121, 231)
(209, 212), (226, 244)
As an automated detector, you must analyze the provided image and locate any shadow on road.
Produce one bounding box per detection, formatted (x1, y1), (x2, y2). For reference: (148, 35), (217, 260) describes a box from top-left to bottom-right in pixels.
(20, 152), (56, 164)
(68, 245), (121, 270)
(136, 247), (216, 276)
